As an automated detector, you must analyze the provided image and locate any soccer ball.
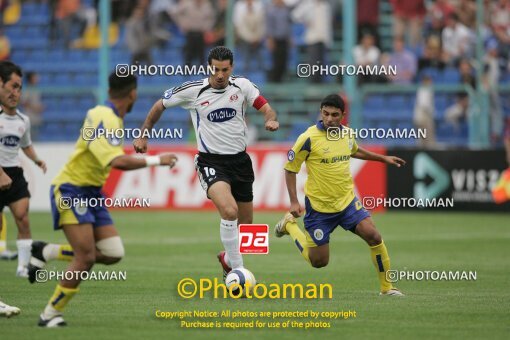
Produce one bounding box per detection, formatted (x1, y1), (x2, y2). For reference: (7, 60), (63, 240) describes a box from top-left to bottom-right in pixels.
(225, 268), (256, 296)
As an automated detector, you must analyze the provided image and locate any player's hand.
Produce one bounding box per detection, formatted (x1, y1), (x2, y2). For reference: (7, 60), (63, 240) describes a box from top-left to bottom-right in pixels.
(35, 159), (47, 173)
(133, 137), (148, 153)
(384, 156), (406, 167)
(289, 201), (303, 218)
(159, 153), (178, 168)
(0, 172), (12, 191)
(265, 120), (279, 131)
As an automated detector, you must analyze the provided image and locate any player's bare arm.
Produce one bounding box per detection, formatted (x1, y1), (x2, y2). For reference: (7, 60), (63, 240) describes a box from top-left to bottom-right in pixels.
(352, 146), (406, 167)
(22, 145), (47, 173)
(110, 153), (178, 170)
(259, 103), (279, 131)
(0, 167), (12, 190)
(133, 99), (166, 153)
(285, 169), (304, 217)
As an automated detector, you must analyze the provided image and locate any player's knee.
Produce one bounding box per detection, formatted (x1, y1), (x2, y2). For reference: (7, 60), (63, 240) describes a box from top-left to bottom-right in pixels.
(311, 258), (329, 268)
(13, 211), (29, 225)
(96, 236), (125, 263)
(367, 231), (382, 246)
(221, 205), (238, 220)
(77, 251), (96, 267)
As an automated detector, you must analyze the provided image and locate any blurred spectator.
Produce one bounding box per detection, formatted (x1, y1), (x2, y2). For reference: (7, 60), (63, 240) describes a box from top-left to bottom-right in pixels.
(457, 0), (477, 28)
(445, 94), (469, 131)
(126, 6), (153, 65)
(55, 0), (87, 48)
(0, 28), (10, 61)
(418, 35), (446, 72)
(459, 58), (476, 88)
(233, 0), (266, 74)
(110, 0), (137, 23)
(442, 13), (474, 63)
(292, 0), (332, 83)
(0, 0), (9, 28)
(205, 0), (228, 47)
(172, 0), (214, 66)
(148, 0), (174, 49)
(390, 0), (426, 47)
(357, 0), (380, 46)
(413, 75), (436, 148)
(266, 0), (292, 82)
(21, 72), (44, 141)
(426, 0), (455, 37)
(353, 32), (381, 84)
(483, 39), (504, 143)
(383, 36), (417, 84)
(489, 0), (510, 63)
(445, 58), (475, 131)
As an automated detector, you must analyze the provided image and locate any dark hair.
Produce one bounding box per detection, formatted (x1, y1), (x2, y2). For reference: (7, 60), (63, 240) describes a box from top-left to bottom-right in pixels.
(448, 13), (458, 22)
(208, 46), (234, 65)
(320, 94), (345, 112)
(108, 72), (137, 99)
(0, 61), (22, 83)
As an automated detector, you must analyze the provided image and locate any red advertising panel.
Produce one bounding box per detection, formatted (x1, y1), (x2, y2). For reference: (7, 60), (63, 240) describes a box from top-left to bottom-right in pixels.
(103, 145), (386, 211)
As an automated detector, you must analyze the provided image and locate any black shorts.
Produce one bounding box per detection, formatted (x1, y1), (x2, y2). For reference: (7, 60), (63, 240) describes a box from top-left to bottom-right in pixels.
(194, 151), (255, 202)
(0, 167), (31, 211)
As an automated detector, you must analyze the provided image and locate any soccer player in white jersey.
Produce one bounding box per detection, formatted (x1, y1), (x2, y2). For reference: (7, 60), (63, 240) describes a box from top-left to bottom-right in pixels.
(0, 61), (47, 277)
(133, 46), (279, 279)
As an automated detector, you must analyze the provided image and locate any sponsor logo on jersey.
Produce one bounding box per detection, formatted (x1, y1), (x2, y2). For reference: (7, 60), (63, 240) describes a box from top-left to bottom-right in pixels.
(0, 135), (20, 147)
(207, 108), (237, 122)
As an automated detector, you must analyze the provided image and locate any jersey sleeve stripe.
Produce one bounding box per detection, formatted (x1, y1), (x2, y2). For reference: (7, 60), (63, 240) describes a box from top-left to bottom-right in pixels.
(172, 82), (203, 94)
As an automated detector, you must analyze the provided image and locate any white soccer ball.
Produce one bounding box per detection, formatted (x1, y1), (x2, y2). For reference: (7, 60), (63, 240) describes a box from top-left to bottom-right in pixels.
(225, 268), (256, 296)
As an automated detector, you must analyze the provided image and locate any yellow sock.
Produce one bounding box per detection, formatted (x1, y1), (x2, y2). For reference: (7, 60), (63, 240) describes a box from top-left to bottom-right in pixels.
(48, 284), (79, 312)
(57, 245), (74, 261)
(0, 215), (6, 252)
(370, 241), (393, 292)
(286, 221), (311, 264)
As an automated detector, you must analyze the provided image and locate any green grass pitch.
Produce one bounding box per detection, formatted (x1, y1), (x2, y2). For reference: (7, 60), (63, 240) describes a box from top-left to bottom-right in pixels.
(1, 211), (509, 339)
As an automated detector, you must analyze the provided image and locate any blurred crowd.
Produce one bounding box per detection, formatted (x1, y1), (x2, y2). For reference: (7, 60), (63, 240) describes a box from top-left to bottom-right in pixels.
(14, 0), (509, 86)
(2, 0), (509, 145)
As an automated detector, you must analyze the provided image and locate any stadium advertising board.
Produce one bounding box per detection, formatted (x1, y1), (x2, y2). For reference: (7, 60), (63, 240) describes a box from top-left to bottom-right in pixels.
(20, 144), (386, 211)
(387, 149), (510, 211)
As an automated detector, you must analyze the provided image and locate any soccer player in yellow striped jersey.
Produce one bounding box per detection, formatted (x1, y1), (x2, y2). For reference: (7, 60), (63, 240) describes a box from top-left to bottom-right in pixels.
(275, 94), (406, 296)
(33, 73), (178, 328)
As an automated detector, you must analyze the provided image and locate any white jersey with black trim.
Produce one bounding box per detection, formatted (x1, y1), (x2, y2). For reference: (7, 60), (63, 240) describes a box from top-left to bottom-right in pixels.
(0, 108), (32, 167)
(161, 76), (261, 154)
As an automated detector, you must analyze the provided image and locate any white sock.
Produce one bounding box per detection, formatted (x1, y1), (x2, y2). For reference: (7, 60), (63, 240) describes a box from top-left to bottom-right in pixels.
(43, 244), (60, 261)
(220, 219), (243, 269)
(0, 240), (6, 251)
(16, 239), (32, 269)
(43, 304), (60, 319)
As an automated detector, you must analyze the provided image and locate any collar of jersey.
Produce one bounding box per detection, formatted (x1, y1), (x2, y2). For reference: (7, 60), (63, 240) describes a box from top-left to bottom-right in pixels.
(316, 120), (345, 131)
(104, 100), (120, 117)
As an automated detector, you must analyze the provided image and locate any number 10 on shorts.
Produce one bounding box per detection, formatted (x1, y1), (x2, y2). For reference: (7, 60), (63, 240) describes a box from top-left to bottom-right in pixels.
(239, 224), (269, 254)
